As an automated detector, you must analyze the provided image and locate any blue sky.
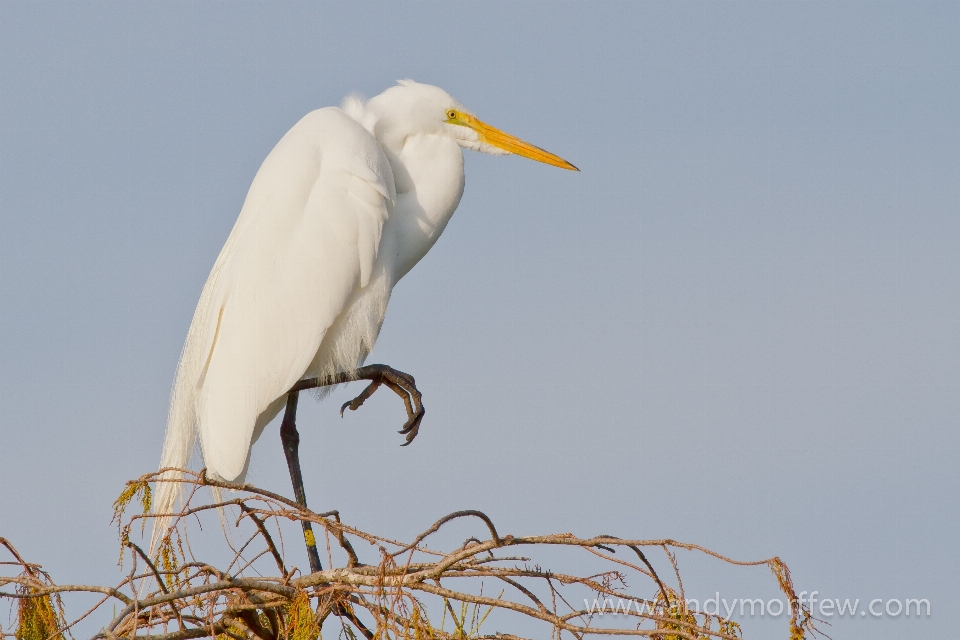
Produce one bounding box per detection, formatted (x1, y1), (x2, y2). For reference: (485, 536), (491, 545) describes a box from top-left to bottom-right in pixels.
(1, 2), (958, 637)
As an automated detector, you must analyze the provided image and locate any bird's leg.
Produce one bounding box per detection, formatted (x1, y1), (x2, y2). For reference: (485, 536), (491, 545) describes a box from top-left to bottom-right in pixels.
(282, 369), (415, 640)
(279, 392), (376, 639)
(278, 391), (323, 574)
(293, 364), (426, 444)
(279, 363), (423, 577)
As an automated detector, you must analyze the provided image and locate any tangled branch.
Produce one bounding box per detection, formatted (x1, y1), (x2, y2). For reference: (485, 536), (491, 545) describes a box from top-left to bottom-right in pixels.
(2, 470), (820, 640)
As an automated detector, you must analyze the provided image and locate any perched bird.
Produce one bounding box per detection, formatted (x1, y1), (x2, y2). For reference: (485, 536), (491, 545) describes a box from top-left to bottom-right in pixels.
(151, 80), (577, 561)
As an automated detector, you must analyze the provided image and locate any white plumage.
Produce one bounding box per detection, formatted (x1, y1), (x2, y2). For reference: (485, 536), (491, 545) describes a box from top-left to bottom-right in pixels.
(152, 80), (576, 552)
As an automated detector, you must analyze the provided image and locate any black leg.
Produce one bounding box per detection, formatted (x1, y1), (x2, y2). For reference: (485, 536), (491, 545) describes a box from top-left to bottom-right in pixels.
(279, 391), (375, 639)
(280, 364), (425, 574)
(279, 390), (323, 573)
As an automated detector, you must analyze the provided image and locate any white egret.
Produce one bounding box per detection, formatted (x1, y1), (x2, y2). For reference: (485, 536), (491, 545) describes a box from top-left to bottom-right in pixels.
(152, 80), (577, 568)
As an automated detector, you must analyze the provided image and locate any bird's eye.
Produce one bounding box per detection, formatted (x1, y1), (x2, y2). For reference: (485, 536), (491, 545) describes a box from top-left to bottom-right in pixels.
(447, 110), (457, 120)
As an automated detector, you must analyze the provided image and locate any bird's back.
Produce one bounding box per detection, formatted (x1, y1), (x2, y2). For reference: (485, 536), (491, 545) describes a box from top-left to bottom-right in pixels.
(151, 107), (395, 552)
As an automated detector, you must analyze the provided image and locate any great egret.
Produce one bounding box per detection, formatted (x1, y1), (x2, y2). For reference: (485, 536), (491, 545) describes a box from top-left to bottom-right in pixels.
(152, 80), (577, 570)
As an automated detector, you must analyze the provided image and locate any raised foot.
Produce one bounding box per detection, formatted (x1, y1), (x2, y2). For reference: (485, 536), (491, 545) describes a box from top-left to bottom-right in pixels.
(339, 364), (425, 444)
(294, 364), (425, 444)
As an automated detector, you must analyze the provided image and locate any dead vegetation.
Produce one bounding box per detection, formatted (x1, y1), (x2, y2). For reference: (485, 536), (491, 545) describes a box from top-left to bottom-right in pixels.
(2, 470), (818, 640)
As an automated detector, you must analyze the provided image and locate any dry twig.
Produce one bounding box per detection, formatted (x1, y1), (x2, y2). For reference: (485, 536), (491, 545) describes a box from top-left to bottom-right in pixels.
(1, 471), (820, 640)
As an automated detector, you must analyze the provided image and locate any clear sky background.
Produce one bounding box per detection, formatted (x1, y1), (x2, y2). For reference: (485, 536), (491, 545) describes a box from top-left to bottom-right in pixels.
(1, 2), (957, 638)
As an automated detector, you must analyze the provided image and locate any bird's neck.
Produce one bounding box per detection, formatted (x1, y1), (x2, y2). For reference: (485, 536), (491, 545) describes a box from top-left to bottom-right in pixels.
(379, 133), (465, 280)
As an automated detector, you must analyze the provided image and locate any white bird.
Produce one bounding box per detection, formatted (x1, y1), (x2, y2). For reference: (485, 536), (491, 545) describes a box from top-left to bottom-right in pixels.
(151, 80), (576, 561)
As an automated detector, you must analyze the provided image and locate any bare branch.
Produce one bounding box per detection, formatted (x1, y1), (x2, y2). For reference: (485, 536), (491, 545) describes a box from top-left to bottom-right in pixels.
(2, 475), (820, 640)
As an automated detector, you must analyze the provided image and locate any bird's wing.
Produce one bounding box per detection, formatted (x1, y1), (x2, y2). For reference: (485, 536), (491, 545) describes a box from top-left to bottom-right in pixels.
(163, 107), (394, 485)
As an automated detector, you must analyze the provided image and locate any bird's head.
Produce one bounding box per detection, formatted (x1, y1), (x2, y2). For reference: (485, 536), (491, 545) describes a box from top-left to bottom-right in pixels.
(364, 79), (578, 171)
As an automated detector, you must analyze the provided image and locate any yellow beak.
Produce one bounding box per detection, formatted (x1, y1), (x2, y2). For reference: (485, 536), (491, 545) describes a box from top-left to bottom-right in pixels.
(460, 113), (579, 171)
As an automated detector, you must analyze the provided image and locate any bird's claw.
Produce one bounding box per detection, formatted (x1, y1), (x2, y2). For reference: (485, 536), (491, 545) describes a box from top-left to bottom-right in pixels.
(338, 364), (425, 445)
(339, 377), (383, 417)
(398, 409), (425, 445)
(340, 398), (361, 417)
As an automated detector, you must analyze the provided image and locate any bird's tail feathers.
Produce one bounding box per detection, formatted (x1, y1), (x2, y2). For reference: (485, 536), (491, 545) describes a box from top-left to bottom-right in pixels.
(150, 258), (233, 557)
(149, 364), (200, 557)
